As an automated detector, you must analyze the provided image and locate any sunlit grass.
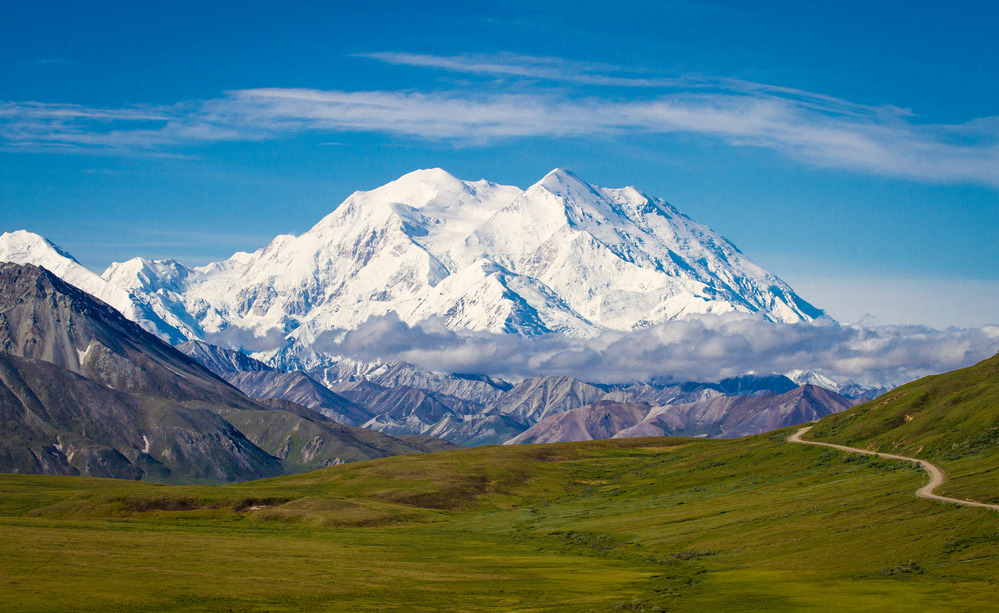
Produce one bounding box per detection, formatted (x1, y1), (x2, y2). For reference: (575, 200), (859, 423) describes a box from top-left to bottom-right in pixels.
(1, 430), (996, 611)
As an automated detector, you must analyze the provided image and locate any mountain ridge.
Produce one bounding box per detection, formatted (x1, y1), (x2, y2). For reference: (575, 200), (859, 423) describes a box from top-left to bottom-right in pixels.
(506, 384), (856, 444)
(3, 168), (825, 359)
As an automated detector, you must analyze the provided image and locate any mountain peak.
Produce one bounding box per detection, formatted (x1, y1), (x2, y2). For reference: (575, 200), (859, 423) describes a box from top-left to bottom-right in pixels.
(542, 167), (577, 181)
(386, 167), (467, 196)
(401, 167), (460, 182)
(0, 230), (80, 265)
(537, 168), (595, 196)
(335, 167), (501, 217)
(102, 256), (193, 293)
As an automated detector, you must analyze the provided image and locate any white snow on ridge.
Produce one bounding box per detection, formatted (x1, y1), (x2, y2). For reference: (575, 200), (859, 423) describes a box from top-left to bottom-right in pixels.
(786, 369), (841, 392)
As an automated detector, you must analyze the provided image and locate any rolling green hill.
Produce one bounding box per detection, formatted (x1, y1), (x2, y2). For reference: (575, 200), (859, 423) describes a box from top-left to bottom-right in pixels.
(807, 351), (999, 504)
(1, 353), (998, 611)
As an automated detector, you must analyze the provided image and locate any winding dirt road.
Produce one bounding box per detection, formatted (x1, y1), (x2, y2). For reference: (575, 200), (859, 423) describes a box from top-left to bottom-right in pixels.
(788, 426), (999, 512)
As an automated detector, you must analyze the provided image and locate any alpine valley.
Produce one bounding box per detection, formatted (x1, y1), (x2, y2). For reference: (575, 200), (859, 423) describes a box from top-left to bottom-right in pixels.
(1, 168), (886, 471)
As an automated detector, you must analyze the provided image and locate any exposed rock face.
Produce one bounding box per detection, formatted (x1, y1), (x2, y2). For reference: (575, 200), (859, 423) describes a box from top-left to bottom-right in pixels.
(717, 374), (799, 397)
(0, 261), (245, 405)
(225, 398), (452, 470)
(177, 340), (856, 447)
(223, 370), (373, 426)
(506, 401), (653, 445)
(0, 352), (281, 482)
(175, 339), (275, 375)
(487, 376), (609, 422)
(175, 339), (374, 427)
(310, 358), (512, 406)
(615, 385), (857, 439)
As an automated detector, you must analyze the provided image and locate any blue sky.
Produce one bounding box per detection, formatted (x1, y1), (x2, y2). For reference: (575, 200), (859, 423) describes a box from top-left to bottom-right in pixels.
(2, 0), (997, 328)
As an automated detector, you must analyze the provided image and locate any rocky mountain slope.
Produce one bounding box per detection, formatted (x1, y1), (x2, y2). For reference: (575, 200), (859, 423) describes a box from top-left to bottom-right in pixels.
(0, 230), (189, 344)
(175, 339), (275, 375)
(0, 351), (281, 482)
(0, 260), (240, 404)
(505, 400), (654, 445)
(310, 357), (512, 406)
(614, 384), (856, 439)
(0, 263), (453, 482)
(175, 340), (373, 426)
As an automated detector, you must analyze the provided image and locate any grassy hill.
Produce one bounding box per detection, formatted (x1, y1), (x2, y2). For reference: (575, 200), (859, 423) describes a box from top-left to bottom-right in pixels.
(808, 351), (999, 504)
(1, 353), (998, 611)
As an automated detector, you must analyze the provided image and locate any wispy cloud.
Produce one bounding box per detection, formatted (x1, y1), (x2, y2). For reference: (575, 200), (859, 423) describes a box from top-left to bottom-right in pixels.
(0, 101), (185, 150)
(2, 60), (997, 186)
(355, 51), (692, 88)
(30, 58), (77, 68)
(358, 52), (909, 119)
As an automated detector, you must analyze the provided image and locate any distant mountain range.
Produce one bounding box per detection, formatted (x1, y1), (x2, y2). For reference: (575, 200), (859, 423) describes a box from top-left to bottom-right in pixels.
(507, 385), (854, 444)
(175, 339), (865, 446)
(0, 261), (861, 478)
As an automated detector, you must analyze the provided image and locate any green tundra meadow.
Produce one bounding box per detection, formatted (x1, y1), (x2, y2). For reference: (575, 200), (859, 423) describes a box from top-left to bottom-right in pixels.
(2, 353), (998, 612)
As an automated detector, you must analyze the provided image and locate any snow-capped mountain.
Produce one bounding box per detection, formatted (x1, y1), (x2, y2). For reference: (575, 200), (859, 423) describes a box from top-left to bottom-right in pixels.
(785, 369), (842, 392)
(96, 168), (824, 350)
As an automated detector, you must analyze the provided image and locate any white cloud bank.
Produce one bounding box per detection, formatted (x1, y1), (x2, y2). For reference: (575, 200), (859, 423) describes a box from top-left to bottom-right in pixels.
(292, 313), (999, 388)
(2, 53), (998, 187)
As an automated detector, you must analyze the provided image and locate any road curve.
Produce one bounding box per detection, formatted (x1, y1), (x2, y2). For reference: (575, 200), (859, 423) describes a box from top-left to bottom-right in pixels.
(788, 426), (999, 512)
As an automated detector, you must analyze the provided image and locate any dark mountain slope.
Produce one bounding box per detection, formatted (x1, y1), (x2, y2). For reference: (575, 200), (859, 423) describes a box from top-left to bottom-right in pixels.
(717, 373), (798, 396)
(224, 398), (443, 470)
(487, 375), (608, 422)
(0, 353), (281, 482)
(506, 401), (652, 445)
(222, 370), (374, 426)
(625, 384), (855, 439)
(175, 339), (274, 375)
(0, 262), (247, 406)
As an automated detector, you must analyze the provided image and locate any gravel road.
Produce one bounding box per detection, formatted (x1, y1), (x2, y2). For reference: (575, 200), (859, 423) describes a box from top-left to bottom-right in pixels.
(788, 426), (999, 512)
